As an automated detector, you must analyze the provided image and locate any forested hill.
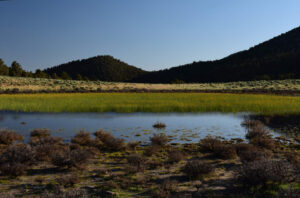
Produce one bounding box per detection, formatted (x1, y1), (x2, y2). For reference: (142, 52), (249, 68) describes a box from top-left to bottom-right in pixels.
(133, 26), (300, 83)
(43, 55), (147, 81)
(5, 26), (299, 83)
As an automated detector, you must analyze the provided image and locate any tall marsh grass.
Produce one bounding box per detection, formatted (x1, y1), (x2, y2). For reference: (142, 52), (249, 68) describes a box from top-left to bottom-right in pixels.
(0, 93), (300, 114)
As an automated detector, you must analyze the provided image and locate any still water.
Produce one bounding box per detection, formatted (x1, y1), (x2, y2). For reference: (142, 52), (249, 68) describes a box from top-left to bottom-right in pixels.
(0, 112), (279, 144)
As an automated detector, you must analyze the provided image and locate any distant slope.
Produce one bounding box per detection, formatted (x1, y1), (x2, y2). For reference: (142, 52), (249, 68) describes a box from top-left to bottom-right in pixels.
(44, 55), (147, 82)
(44, 26), (300, 83)
(133, 26), (300, 83)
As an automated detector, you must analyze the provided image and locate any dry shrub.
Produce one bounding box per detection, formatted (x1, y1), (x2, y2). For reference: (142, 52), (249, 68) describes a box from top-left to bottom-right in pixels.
(214, 144), (237, 159)
(127, 141), (139, 151)
(30, 136), (63, 161)
(153, 122), (166, 129)
(199, 136), (223, 152)
(284, 152), (300, 169)
(71, 130), (96, 147)
(127, 153), (144, 171)
(245, 123), (271, 140)
(200, 136), (236, 159)
(168, 150), (185, 163)
(51, 148), (91, 170)
(0, 129), (24, 145)
(150, 134), (169, 147)
(0, 144), (35, 176)
(238, 159), (294, 187)
(183, 160), (214, 180)
(56, 175), (80, 187)
(94, 130), (125, 151)
(236, 143), (272, 162)
(144, 145), (160, 156)
(250, 137), (275, 150)
(30, 128), (51, 139)
(241, 119), (263, 129)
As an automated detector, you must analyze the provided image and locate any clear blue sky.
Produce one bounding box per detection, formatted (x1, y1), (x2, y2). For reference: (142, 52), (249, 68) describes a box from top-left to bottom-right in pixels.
(0, 0), (300, 71)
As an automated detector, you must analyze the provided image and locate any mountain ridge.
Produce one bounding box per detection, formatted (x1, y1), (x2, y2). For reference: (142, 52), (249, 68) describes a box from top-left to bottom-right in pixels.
(43, 26), (300, 83)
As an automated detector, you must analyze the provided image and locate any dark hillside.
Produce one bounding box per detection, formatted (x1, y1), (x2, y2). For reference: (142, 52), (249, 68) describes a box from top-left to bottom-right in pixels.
(44, 55), (147, 81)
(133, 26), (300, 83)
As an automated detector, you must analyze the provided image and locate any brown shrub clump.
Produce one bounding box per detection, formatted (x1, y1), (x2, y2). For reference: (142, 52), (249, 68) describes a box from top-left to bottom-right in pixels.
(150, 134), (169, 147)
(29, 136), (63, 161)
(30, 128), (51, 139)
(215, 144), (237, 159)
(127, 153), (144, 172)
(71, 131), (95, 147)
(153, 122), (166, 129)
(238, 159), (294, 187)
(51, 147), (91, 170)
(245, 122), (271, 140)
(241, 119), (263, 129)
(199, 136), (223, 152)
(168, 149), (185, 163)
(249, 137), (275, 150)
(0, 129), (24, 145)
(94, 130), (125, 151)
(183, 160), (214, 180)
(235, 143), (272, 162)
(200, 136), (237, 159)
(0, 144), (35, 176)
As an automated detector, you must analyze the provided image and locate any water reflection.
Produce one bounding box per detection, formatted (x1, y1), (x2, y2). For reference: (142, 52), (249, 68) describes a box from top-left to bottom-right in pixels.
(0, 112), (250, 144)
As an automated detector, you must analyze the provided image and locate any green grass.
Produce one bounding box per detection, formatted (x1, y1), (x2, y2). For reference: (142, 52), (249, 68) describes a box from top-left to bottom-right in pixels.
(0, 93), (300, 114)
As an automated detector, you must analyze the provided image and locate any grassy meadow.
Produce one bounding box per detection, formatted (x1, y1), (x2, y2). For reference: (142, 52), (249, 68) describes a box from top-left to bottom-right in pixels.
(0, 93), (300, 114)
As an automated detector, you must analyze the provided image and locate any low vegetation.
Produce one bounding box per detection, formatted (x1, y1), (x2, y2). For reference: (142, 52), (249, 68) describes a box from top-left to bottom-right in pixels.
(0, 123), (298, 197)
(1, 92), (300, 114)
(2, 75), (300, 94)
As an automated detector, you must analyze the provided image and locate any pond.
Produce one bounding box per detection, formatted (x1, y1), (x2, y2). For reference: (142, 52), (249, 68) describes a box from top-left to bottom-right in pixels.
(0, 112), (284, 144)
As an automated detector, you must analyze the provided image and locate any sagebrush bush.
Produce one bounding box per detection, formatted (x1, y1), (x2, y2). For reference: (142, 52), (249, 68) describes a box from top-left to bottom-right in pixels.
(71, 131), (94, 147)
(150, 134), (169, 146)
(30, 128), (51, 139)
(214, 144), (237, 159)
(51, 148), (91, 170)
(245, 123), (271, 140)
(238, 159), (294, 187)
(30, 136), (63, 161)
(284, 151), (300, 169)
(168, 150), (185, 163)
(199, 136), (223, 152)
(0, 144), (35, 176)
(127, 153), (144, 171)
(183, 160), (214, 180)
(152, 122), (166, 129)
(94, 130), (125, 151)
(0, 129), (24, 145)
(235, 143), (272, 162)
(250, 137), (275, 150)
(241, 119), (263, 129)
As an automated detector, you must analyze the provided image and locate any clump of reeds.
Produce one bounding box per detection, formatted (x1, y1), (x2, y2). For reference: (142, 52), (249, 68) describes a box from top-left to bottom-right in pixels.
(152, 122), (166, 129)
